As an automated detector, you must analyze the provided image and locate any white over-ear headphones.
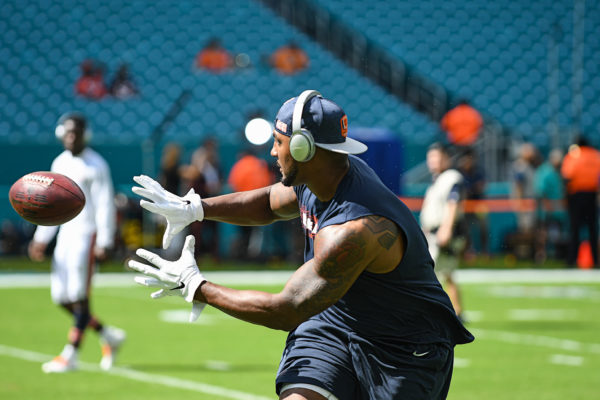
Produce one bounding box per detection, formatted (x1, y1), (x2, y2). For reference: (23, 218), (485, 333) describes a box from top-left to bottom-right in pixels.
(55, 112), (92, 143)
(289, 90), (322, 162)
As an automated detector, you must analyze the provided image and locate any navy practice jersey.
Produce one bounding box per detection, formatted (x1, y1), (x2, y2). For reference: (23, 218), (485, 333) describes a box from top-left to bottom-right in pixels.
(293, 156), (473, 346)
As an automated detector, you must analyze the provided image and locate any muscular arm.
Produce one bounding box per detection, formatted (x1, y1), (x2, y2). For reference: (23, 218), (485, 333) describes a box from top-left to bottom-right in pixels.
(194, 216), (398, 331)
(202, 182), (298, 226)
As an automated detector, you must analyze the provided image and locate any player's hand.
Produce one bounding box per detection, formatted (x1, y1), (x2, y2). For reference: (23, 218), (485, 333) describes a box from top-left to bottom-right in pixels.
(132, 175), (204, 249)
(436, 225), (452, 248)
(128, 235), (207, 322)
(28, 241), (47, 262)
(94, 246), (112, 262)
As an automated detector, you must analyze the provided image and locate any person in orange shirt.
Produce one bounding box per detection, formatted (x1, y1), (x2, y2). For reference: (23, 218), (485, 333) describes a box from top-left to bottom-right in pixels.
(561, 136), (600, 267)
(227, 150), (274, 259)
(440, 99), (483, 148)
(270, 41), (309, 75)
(195, 38), (232, 73)
(75, 60), (108, 99)
(228, 151), (273, 193)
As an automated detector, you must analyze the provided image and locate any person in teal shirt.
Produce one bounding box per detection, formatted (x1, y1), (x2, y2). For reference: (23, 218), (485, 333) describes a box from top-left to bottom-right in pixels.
(533, 149), (567, 261)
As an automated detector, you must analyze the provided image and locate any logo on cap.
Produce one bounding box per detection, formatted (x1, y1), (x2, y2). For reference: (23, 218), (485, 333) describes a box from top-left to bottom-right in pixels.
(340, 115), (348, 138)
(276, 120), (288, 134)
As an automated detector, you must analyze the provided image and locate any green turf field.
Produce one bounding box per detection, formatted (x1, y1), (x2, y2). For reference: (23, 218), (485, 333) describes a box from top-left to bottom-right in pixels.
(1, 269), (599, 399)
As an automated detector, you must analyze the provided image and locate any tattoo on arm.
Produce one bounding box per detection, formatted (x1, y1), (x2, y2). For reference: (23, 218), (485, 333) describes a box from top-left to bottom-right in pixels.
(317, 230), (367, 278)
(291, 225), (370, 318)
(280, 216), (399, 325)
(362, 216), (399, 250)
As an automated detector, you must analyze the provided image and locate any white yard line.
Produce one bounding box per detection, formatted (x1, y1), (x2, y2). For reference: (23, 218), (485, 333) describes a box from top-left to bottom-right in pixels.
(0, 343), (271, 400)
(455, 269), (600, 284)
(158, 309), (233, 325)
(1, 269), (600, 289)
(0, 271), (295, 288)
(507, 309), (579, 321)
(487, 285), (600, 301)
(471, 328), (600, 355)
(549, 354), (584, 367)
(453, 357), (471, 368)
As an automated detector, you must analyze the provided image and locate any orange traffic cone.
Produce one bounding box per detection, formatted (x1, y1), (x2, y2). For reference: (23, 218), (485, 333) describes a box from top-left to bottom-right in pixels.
(577, 241), (594, 269)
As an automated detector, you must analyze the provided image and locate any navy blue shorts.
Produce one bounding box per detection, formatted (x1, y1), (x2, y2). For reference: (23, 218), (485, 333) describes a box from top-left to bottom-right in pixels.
(276, 321), (454, 399)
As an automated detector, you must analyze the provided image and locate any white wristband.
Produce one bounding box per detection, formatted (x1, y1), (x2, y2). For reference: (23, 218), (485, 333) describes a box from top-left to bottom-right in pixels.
(183, 189), (205, 222)
(184, 274), (206, 303)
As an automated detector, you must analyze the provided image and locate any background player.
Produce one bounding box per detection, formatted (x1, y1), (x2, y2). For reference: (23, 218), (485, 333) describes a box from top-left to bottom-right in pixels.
(129, 91), (473, 399)
(420, 143), (467, 320)
(28, 113), (125, 373)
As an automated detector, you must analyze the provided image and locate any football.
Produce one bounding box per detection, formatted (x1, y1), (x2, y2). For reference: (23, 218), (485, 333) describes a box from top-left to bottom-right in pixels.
(9, 171), (86, 226)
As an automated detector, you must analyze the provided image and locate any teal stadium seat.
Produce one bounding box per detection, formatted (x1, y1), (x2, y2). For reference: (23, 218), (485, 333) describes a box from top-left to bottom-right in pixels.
(0, 0), (455, 175)
(320, 0), (600, 146)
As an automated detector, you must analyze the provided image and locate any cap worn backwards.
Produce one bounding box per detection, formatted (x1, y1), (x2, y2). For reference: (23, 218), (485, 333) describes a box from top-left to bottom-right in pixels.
(274, 94), (367, 155)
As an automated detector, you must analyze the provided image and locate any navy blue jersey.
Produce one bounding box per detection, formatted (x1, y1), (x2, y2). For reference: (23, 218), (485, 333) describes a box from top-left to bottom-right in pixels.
(293, 156), (473, 346)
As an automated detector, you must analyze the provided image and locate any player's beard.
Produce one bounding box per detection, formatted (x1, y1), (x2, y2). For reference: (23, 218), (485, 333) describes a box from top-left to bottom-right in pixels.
(281, 162), (298, 187)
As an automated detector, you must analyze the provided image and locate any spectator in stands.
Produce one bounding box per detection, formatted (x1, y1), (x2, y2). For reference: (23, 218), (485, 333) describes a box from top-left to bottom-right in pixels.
(533, 149), (567, 263)
(109, 64), (138, 99)
(269, 41), (309, 75)
(420, 143), (467, 320)
(75, 60), (108, 99)
(561, 136), (600, 267)
(194, 38), (233, 73)
(181, 137), (222, 260)
(510, 142), (540, 234)
(457, 148), (489, 258)
(227, 149), (274, 260)
(440, 99), (483, 150)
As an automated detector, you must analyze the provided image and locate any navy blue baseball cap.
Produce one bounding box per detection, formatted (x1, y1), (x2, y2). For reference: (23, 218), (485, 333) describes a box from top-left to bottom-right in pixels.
(274, 93), (368, 155)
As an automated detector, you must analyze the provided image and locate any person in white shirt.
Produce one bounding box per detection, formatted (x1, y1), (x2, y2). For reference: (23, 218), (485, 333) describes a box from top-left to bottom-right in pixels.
(28, 113), (125, 373)
(420, 143), (467, 320)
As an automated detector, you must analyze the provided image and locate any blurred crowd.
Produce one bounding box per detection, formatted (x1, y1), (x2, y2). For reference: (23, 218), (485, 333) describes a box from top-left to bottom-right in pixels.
(0, 135), (305, 266)
(436, 99), (600, 268)
(436, 135), (600, 268)
(503, 136), (600, 267)
(1, 43), (599, 270)
(2, 131), (599, 269)
(150, 135), (305, 265)
(75, 60), (138, 100)
(75, 38), (310, 101)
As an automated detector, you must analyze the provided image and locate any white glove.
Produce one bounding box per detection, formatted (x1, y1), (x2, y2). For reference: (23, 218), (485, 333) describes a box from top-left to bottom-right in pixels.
(132, 175), (204, 249)
(128, 235), (207, 322)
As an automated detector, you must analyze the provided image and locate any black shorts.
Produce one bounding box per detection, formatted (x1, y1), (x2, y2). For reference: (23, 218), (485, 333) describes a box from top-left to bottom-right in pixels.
(276, 320), (454, 399)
